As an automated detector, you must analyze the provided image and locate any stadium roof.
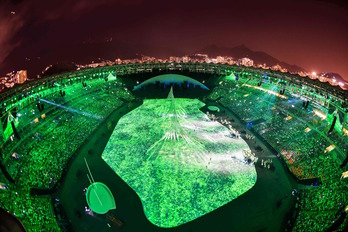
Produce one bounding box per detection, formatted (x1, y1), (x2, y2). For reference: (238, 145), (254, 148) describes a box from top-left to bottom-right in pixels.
(133, 74), (209, 90)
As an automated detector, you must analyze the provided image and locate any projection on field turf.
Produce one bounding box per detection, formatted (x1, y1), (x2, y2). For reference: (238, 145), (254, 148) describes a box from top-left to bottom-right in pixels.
(102, 87), (257, 227)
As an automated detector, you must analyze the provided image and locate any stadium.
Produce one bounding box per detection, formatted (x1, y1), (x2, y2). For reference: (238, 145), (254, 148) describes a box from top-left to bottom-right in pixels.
(0, 61), (347, 232)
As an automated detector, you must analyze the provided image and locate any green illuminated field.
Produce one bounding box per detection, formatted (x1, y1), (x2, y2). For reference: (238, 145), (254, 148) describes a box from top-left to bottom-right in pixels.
(102, 96), (257, 227)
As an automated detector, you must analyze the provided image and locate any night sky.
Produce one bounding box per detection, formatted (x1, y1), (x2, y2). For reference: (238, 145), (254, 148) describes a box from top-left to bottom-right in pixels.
(0, 0), (347, 80)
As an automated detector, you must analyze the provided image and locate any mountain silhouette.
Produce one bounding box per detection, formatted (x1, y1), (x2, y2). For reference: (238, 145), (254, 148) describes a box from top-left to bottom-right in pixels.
(195, 44), (306, 73)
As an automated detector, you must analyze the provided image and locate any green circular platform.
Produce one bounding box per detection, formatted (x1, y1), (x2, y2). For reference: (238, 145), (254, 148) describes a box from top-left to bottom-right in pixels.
(208, 106), (220, 112)
(86, 182), (116, 214)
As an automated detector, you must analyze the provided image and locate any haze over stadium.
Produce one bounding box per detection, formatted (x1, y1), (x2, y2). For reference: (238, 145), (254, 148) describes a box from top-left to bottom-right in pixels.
(0, 0), (347, 81)
(0, 1), (348, 232)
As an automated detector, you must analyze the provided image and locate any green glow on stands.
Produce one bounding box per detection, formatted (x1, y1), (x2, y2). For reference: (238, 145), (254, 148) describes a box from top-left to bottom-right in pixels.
(327, 112), (343, 134)
(225, 73), (236, 81)
(102, 95), (256, 227)
(2, 113), (19, 141)
(107, 73), (116, 81)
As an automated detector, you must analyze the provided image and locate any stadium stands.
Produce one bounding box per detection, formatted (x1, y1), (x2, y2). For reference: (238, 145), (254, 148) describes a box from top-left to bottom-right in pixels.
(0, 65), (347, 231)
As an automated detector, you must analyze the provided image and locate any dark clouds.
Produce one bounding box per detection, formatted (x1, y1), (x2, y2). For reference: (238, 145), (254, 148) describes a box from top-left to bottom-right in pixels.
(0, 0), (347, 80)
(0, 2), (24, 65)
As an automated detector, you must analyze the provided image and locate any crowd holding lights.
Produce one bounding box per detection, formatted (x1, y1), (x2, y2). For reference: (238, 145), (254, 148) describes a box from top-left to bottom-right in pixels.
(0, 77), (134, 231)
(208, 75), (348, 231)
(0, 66), (346, 231)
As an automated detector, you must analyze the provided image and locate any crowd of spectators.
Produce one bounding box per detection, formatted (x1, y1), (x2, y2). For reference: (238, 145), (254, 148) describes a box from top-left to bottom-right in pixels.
(0, 77), (134, 230)
(0, 74), (346, 231)
(292, 211), (337, 232)
(0, 190), (60, 231)
(208, 76), (348, 231)
(293, 180), (347, 231)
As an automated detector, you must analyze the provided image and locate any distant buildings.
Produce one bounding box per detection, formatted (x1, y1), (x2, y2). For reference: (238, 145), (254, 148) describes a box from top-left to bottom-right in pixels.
(182, 56), (189, 63)
(2, 54), (346, 92)
(0, 76), (8, 84)
(2, 75), (15, 88)
(271, 64), (288, 73)
(239, 58), (254, 67)
(0, 76), (10, 89)
(216, 56), (224, 63)
(0, 70), (27, 91)
(189, 53), (208, 62)
(169, 56), (181, 63)
(15, 70), (27, 84)
(141, 55), (156, 63)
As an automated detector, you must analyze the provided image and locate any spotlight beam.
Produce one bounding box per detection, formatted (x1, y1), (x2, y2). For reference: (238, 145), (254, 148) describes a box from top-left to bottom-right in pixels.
(39, 98), (103, 120)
